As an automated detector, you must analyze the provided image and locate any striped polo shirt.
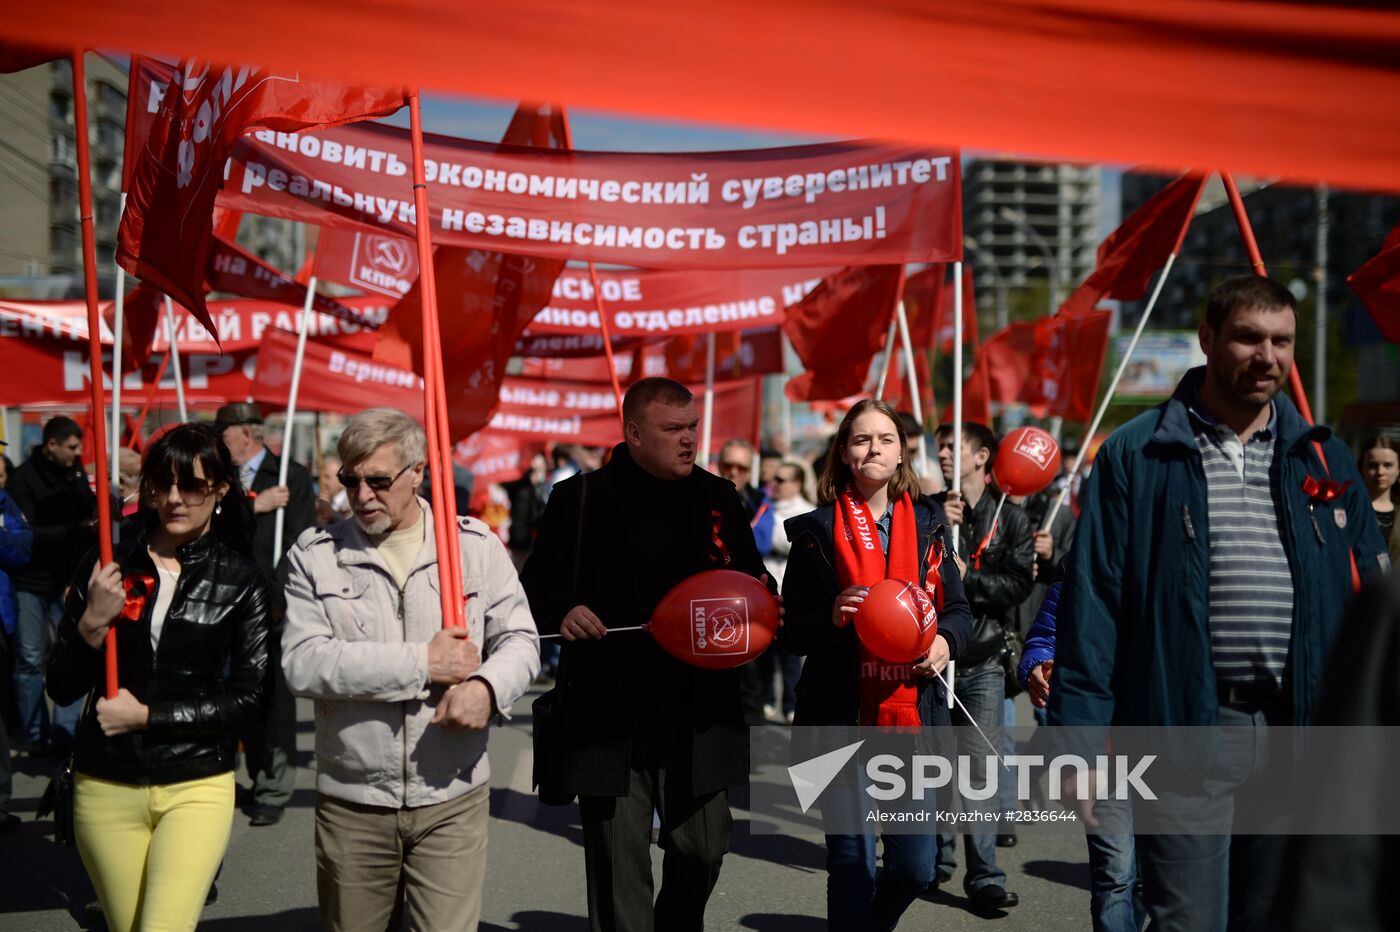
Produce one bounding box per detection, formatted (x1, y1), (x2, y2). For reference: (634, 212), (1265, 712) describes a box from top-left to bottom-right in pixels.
(1188, 399), (1293, 688)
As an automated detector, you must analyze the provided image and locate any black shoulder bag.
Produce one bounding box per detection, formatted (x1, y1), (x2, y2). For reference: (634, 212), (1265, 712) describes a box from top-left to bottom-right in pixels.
(35, 690), (95, 846)
(532, 474), (588, 806)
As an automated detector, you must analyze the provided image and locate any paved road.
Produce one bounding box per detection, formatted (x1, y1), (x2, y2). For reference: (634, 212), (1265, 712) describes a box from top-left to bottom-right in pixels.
(2, 688), (1093, 930)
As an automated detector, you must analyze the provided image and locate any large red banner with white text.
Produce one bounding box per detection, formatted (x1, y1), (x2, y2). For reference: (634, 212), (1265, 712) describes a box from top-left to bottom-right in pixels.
(218, 123), (963, 269)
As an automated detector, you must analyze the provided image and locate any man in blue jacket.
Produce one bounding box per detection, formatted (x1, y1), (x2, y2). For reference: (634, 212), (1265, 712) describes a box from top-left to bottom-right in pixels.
(1049, 275), (1387, 932)
(0, 458), (34, 830)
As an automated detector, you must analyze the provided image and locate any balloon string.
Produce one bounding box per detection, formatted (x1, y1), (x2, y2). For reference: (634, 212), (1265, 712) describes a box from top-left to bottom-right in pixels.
(931, 668), (1007, 769)
(539, 624), (647, 640)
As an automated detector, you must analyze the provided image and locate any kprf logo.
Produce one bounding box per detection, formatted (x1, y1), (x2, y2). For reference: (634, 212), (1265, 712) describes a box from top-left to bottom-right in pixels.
(691, 599), (750, 655)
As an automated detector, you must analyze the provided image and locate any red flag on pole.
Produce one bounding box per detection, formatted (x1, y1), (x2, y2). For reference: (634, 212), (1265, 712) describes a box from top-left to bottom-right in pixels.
(782, 265), (903, 402)
(375, 103), (569, 440)
(102, 282), (165, 369)
(973, 311), (1113, 421)
(1346, 223), (1400, 343)
(117, 62), (406, 334)
(1060, 173), (1207, 317)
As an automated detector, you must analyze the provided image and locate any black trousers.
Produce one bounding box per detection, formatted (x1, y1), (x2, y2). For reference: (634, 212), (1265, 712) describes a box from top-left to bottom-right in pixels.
(579, 763), (732, 932)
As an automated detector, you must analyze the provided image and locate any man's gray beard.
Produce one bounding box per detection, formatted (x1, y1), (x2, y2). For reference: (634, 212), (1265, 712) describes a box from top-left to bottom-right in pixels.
(354, 511), (392, 535)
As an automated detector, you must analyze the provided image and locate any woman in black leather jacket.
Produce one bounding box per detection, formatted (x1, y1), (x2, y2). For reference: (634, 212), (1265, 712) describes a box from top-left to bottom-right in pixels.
(46, 424), (270, 932)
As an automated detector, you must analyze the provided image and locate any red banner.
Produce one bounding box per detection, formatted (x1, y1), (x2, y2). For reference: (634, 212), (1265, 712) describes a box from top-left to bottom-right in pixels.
(1, 295), (389, 354)
(514, 327), (783, 379)
(218, 124), (963, 269)
(526, 267), (833, 338)
(485, 379), (760, 447)
(118, 60), (406, 328)
(122, 56), (177, 192)
(313, 227), (419, 298)
(979, 311), (1113, 421)
(250, 327), (423, 417)
(0, 336), (257, 407)
(453, 432), (539, 488)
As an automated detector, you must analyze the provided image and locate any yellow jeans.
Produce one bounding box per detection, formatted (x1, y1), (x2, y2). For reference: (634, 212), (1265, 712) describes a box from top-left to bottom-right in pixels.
(74, 771), (235, 932)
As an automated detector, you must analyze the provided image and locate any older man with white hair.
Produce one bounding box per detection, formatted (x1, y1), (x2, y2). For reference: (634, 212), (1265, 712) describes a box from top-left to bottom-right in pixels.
(282, 407), (539, 932)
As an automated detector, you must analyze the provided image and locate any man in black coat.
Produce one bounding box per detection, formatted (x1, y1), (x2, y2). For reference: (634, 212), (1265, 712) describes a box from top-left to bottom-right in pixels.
(521, 377), (772, 932)
(8, 416), (96, 753)
(216, 402), (315, 826)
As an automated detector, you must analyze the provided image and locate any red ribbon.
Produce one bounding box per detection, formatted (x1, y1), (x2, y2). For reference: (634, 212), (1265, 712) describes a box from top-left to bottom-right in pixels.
(709, 510), (732, 566)
(121, 574), (156, 622)
(1301, 476), (1350, 504)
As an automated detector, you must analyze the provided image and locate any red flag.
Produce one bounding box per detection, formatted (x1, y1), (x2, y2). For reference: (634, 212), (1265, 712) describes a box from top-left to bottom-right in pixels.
(123, 56), (177, 192)
(1060, 173), (1207, 317)
(783, 265), (903, 402)
(972, 311), (1113, 421)
(939, 347), (992, 426)
(313, 227), (420, 298)
(102, 283), (165, 369)
(117, 61), (406, 335)
(206, 235), (370, 327)
(1346, 223), (1400, 343)
(375, 103), (569, 439)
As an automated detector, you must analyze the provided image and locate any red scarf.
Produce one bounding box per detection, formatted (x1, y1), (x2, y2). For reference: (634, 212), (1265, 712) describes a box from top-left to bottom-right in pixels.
(834, 485), (923, 727)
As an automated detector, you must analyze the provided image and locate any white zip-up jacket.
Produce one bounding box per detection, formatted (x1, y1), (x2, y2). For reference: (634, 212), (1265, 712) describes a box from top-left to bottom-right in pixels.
(282, 499), (539, 808)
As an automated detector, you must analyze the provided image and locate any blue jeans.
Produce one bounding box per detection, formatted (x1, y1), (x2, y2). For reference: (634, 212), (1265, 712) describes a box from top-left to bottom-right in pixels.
(1132, 702), (1290, 932)
(934, 663), (1008, 893)
(13, 591), (81, 745)
(1087, 796), (1144, 932)
(820, 742), (939, 932)
(997, 697), (1016, 820)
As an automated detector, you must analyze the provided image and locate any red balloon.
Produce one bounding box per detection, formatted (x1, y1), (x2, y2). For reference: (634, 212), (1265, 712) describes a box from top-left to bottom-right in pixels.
(993, 426), (1062, 496)
(855, 578), (939, 663)
(647, 570), (779, 670)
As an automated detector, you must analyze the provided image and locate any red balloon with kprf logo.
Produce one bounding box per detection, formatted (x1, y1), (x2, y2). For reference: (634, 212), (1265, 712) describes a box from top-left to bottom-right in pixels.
(993, 426), (1062, 496)
(856, 578), (939, 663)
(647, 570), (779, 669)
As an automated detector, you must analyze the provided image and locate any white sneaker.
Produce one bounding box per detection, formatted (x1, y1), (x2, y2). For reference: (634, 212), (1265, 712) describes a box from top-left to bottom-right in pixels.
(762, 704), (779, 721)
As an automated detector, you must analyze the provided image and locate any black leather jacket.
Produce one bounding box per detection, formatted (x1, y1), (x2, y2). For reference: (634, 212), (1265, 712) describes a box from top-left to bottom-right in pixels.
(938, 489), (1035, 669)
(47, 530), (272, 786)
(778, 496), (974, 727)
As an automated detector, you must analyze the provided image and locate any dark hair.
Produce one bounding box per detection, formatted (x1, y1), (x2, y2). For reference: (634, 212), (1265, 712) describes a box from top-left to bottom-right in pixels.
(897, 411), (923, 440)
(817, 399), (920, 505)
(935, 421), (999, 474)
(622, 377), (693, 429)
(139, 423), (252, 557)
(42, 416), (82, 445)
(1204, 275), (1298, 331)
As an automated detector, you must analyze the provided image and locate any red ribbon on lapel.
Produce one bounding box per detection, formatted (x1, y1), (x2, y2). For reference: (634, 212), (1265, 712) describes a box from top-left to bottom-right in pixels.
(709, 510), (732, 566)
(121, 574), (157, 622)
(1301, 476), (1350, 504)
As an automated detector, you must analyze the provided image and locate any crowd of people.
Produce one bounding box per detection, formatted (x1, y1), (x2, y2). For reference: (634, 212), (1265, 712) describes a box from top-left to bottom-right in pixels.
(0, 273), (1395, 932)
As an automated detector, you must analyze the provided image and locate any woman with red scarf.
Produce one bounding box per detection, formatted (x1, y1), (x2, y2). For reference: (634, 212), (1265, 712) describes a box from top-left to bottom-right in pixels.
(780, 399), (973, 931)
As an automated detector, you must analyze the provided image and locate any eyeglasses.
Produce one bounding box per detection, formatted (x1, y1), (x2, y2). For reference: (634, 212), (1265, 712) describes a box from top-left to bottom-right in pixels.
(718, 460), (750, 474)
(337, 462), (415, 493)
(152, 479), (214, 506)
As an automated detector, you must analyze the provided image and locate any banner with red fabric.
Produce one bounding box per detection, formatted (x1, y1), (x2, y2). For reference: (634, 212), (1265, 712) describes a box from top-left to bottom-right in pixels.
(4, 295), (389, 354)
(526, 267), (832, 338)
(250, 327), (423, 416)
(453, 432), (540, 488)
(217, 124), (963, 269)
(513, 327), (783, 378)
(117, 60), (406, 331)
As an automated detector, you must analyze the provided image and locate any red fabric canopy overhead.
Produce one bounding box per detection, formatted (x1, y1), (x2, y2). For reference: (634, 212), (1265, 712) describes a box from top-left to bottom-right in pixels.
(4, 3), (1400, 191)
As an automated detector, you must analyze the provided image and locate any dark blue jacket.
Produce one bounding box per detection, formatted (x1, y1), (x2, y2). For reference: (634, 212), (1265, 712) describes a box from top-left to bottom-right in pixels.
(0, 490), (34, 636)
(1049, 368), (1389, 729)
(1017, 581), (1060, 688)
(779, 495), (973, 727)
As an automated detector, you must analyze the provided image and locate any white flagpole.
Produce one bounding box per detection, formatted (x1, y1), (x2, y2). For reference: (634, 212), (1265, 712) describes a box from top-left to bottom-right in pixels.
(1043, 252), (1179, 531)
(110, 191), (126, 485)
(948, 260), (964, 707)
(163, 295), (187, 422)
(273, 276), (317, 564)
(780, 332), (793, 452)
(895, 299), (928, 478)
(699, 332), (717, 469)
(874, 313), (898, 400)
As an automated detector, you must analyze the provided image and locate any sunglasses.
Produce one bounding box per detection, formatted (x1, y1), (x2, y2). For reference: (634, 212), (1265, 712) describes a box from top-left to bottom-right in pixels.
(337, 462), (415, 492)
(151, 479), (215, 506)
